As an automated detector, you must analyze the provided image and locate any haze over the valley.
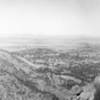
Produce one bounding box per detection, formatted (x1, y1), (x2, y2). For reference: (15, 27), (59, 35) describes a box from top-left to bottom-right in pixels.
(0, 0), (100, 48)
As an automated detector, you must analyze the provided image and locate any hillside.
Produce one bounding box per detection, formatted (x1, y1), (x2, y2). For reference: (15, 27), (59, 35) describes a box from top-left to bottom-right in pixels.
(0, 42), (100, 100)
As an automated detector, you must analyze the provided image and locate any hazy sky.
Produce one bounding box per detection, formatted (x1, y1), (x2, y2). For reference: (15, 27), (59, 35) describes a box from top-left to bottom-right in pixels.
(0, 0), (100, 41)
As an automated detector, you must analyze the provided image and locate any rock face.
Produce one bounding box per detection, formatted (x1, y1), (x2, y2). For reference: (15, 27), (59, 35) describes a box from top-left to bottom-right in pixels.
(92, 76), (100, 100)
(0, 43), (100, 100)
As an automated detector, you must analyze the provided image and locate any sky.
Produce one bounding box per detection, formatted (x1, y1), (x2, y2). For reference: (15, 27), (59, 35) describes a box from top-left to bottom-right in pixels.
(0, 0), (100, 46)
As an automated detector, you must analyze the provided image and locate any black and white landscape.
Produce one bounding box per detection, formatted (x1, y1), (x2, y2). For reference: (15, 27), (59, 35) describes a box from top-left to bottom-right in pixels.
(0, 0), (100, 100)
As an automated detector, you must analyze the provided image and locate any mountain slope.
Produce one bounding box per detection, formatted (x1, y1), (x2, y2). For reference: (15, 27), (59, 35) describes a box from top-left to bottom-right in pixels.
(0, 43), (100, 100)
